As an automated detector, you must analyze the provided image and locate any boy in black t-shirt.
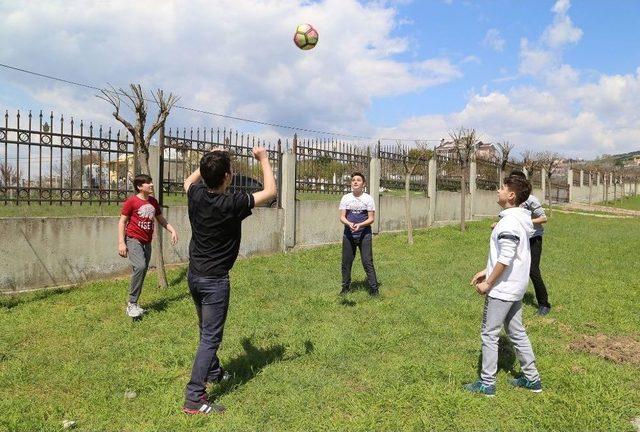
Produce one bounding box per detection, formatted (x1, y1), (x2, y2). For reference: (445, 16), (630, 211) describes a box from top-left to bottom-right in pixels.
(181, 146), (276, 415)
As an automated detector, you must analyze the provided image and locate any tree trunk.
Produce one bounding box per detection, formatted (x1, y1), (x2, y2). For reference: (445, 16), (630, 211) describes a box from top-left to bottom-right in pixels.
(460, 166), (466, 232)
(405, 173), (414, 245)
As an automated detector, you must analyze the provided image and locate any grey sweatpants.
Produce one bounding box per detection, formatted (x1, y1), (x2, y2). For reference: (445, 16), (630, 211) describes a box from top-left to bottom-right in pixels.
(480, 296), (540, 386)
(126, 237), (152, 304)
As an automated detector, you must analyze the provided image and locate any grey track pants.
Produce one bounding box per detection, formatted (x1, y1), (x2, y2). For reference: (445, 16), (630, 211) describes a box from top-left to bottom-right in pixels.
(126, 237), (152, 304)
(480, 296), (540, 386)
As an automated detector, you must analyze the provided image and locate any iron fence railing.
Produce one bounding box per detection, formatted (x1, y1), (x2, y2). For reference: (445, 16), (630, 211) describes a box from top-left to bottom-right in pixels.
(378, 144), (428, 193)
(162, 127), (281, 207)
(475, 157), (500, 191)
(294, 137), (370, 195)
(0, 110), (135, 205)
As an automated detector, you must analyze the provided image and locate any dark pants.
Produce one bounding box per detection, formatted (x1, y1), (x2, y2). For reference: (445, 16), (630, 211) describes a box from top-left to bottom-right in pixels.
(184, 271), (230, 402)
(529, 236), (550, 308)
(341, 232), (378, 291)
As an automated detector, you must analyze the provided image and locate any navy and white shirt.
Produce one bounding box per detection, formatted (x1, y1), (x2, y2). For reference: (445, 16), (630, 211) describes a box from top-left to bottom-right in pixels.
(339, 192), (375, 239)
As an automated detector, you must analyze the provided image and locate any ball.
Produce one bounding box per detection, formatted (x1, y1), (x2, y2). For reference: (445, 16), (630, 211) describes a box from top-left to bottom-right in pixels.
(293, 23), (318, 50)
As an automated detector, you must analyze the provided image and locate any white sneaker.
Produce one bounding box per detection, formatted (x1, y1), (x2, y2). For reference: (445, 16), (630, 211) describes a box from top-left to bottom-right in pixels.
(126, 303), (144, 318)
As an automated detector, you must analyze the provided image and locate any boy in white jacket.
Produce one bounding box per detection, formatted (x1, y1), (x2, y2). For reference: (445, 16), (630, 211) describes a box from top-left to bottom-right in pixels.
(464, 175), (543, 396)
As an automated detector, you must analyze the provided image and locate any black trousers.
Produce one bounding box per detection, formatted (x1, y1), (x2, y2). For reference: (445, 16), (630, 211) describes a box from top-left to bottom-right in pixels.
(529, 236), (550, 308)
(341, 232), (378, 291)
(185, 271), (230, 402)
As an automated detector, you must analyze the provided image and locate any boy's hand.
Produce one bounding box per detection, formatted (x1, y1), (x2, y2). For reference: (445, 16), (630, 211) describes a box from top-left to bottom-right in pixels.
(351, 223), (360, 232)
(252, 146), (268, 161)
(170, 229), (178, 245)
(118, 242), (128, 258)
(470, 270), (486, 285)
(490, 222), (497, 229)
(475, 281), (491, 295)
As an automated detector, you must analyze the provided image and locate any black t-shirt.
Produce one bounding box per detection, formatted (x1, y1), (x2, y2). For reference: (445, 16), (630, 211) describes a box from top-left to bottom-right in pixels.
(187, 182), (255, 277)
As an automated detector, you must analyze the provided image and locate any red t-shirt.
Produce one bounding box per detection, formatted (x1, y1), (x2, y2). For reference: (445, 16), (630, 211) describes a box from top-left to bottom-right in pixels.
(121, 195), (162, 244)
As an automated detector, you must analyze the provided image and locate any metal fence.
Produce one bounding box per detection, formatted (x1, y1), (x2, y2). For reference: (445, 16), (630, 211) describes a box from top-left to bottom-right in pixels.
(548, 175), (569, 203)
(162, 127), (281, 207)
(1, 110), (135, 205)
(435, 154), (462, 191)
(294, 137), (370, 195)
(529, 169), (542, 188)
(378, 144), (428, 193)
(475, 157), (500, 191)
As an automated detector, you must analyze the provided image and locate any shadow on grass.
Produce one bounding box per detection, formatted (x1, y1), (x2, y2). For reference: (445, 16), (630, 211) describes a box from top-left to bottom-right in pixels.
(522, 292), (537, 308)
(144, 291), (191, 313)
(475, 335), (517, 377)
(169, 267), (188, 286)
(210, 337), (314, 399)
(0, 287), (74, 310)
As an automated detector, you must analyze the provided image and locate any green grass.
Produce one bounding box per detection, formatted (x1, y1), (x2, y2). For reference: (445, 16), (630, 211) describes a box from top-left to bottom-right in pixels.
(602, 194), (640, 211)
(1, 214), (639, 431)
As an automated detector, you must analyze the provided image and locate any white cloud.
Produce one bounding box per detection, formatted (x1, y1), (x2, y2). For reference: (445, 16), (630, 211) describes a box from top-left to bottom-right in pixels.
(482, 28), (505, 52)
(542, 1), (583, 49)
(0, 0), (463, 138)
(378, 68), (640, 157)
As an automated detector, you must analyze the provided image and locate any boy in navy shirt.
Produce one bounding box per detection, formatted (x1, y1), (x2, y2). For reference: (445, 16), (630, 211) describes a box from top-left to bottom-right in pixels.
(339, 172), (379, 296)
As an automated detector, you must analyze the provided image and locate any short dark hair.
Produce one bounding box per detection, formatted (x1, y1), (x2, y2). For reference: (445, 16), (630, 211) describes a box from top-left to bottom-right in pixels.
(351, 172), (366, 182)
(133, 174), (152, 192)
(200, 150), (231, 188)
(504, 175), (532, 206)
(509, 170), (527, 179)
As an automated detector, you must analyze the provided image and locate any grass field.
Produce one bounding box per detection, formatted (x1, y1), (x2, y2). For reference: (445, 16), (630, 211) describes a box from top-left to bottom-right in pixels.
(1, 213), (639, 431)
(604, 194), (640, 211)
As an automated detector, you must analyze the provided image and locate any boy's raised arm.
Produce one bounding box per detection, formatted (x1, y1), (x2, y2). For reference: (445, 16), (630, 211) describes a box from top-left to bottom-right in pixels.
(251, 147), (277, 207)
(183, 168), (201, 193)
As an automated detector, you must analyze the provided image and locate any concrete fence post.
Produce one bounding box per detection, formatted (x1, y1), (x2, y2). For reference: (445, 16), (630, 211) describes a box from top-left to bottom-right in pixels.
(369, 155), (381, 234)
(427, 157), (437, 226)
(567, 169), (574, 203)
(281, 145), (297, 251)
(579, 170), (584, 187)
(469, 159), (477, 220)
(541, 168), (547, 204)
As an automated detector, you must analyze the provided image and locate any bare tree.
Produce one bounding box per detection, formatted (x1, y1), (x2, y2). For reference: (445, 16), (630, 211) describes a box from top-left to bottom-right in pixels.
(99, 84), (180, 289)
(450, 127), (479, 232)
(496, 141), (514, 172)
(537, 151), (561, 208)
(397, 140), (430, 244)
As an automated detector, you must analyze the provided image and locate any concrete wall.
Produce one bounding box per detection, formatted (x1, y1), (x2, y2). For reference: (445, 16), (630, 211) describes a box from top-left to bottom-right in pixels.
(295, 200), (343, 246)
(0, 206), (283, 293)
(473, 190), (500, 217)
(434, 191), (472, 222)
(378, 195), (429, 232)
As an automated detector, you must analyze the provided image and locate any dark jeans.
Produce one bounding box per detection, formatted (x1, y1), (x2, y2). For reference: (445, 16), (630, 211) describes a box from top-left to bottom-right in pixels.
(341, 232), (378, 291)
(529, 236), (550, 308)
(184, 271), (230, 402)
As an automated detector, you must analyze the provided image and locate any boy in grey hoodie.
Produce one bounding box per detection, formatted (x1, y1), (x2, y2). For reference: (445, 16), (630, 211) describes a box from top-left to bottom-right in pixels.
(464, 175), (543, 396)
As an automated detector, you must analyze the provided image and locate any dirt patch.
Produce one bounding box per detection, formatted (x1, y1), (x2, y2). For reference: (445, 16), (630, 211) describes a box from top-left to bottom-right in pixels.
(570, 334), (640, 365)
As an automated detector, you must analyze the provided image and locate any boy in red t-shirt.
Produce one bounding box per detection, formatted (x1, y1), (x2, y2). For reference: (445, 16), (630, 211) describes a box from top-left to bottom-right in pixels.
(118, 174), (178, 318)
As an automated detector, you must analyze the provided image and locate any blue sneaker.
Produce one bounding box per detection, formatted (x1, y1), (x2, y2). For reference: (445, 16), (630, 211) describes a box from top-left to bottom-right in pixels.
(509, 377), (543, 393)
(463, 380), (496, 397)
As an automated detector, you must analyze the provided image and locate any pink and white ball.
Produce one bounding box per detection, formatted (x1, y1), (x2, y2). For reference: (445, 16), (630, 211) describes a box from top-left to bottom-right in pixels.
(293, 24), (318, 50)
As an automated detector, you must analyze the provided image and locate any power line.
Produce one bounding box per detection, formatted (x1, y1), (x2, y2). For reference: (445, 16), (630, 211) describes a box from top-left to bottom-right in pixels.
(0, 62), (442, 143)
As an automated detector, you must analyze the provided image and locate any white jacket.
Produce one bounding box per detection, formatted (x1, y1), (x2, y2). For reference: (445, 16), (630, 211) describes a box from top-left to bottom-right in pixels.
(486, 207), (536, 301)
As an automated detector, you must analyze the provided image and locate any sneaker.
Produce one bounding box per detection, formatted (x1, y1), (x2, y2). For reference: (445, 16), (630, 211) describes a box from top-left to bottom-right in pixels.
(369, 289), (380, 297)
(509, 376), (543, 393)
(463, 380), (496, 397)
(207, 368), (232, 385)
(126, 303), (144, 318)
(182, 396), (226, 415)
(537, 306), (551, 316)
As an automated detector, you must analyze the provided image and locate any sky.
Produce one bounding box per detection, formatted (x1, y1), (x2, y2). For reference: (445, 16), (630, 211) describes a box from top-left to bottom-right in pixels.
(1, 0), (639, 159)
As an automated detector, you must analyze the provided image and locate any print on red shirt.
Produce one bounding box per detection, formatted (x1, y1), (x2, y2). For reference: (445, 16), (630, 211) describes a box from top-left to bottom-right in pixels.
(121, 195), (161, 244)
